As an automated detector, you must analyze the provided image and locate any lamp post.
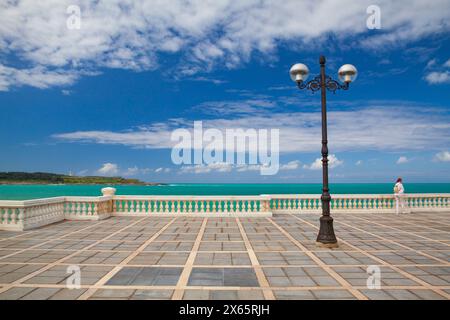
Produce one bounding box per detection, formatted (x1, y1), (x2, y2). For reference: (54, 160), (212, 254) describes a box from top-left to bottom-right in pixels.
(290, 56), (357, 248)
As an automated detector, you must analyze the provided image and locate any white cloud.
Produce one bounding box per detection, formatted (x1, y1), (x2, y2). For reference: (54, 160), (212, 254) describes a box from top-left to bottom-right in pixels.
(123, 166), (139, 176)
(304, 154), (343, 170)
(424, 58), (450, 84)
(96, 163), (119, 176)
(97, 164), (156, 176)
(424, 71), (450, 84)
(180, 162), (233, 174)
(53, 120), (180, 149)
(194, 98), (276, 116)
(396, 156), (409, 164)
(434, 151), (450, 162)
(425, 59), (437, 69)
(179, 161), (298, 174)
(190, 77), (227, 85)
(77, 169), (89, 176)
(155, 167), (171, 173)
(1, 1), (450, 90)
(355, 160), (362, 166)
(0, 64), (79, 91)
(280, 160), (301, 170)
(53, 101), (450, 153)
(123, 166), (158, 176)
(236, 164), (264, 172)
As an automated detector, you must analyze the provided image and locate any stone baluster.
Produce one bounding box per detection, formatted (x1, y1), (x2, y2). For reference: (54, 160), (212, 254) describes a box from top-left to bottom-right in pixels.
(164, 201), (169, 213)
(200, 200), (204, 213)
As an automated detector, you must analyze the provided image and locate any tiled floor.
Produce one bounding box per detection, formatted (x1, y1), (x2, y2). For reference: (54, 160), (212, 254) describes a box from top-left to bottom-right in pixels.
(0, 213), (449, 300)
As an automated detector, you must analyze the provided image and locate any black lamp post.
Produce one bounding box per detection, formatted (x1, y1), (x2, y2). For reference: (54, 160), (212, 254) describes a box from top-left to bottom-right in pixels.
(290, 55), (357, 248)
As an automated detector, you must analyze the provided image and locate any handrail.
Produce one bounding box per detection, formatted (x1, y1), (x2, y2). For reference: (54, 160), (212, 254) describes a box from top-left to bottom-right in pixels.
(1, 192), (449, 231)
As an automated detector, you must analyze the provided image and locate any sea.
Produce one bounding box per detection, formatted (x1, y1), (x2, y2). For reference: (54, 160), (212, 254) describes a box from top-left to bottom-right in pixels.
(0, 183), (449, 200)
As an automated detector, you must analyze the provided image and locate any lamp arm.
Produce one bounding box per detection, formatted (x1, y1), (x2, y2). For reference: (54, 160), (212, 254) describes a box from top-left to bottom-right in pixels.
(297, 75), (349, 93)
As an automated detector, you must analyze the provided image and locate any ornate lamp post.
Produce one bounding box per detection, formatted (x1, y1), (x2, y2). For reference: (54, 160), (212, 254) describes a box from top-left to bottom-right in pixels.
(290, 56), (357, 248)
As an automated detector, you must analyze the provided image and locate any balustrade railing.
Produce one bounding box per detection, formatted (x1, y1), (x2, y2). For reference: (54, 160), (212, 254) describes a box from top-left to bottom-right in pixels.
(113, 195), (271, 216)
(1, 191), (449, 231)
(64, 196), (113, 219)
(269, 194), (450, 213)
(0, 197), (65, 231)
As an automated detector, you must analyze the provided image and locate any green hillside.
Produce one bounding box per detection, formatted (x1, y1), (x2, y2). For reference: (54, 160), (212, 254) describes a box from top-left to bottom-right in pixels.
(0, 172), (149, 185)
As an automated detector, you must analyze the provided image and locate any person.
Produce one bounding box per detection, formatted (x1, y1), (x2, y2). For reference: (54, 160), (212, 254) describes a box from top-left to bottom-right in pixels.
(394, 177), (406, 214)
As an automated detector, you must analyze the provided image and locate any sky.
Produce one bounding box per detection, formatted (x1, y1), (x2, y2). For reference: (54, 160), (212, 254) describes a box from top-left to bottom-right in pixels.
(0, 0), (450, 183)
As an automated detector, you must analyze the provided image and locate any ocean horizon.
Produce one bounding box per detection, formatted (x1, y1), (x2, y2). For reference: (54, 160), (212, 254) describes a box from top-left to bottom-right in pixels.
(1, 183), (450, 200)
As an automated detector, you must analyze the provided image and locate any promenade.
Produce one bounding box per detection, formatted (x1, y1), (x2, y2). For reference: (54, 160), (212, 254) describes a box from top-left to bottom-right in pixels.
(0, 212), (449, 300)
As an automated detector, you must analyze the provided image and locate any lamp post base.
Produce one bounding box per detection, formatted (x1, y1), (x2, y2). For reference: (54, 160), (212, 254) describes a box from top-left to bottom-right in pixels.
(316, 215), (339, 248)
(316, 240), (339, 249)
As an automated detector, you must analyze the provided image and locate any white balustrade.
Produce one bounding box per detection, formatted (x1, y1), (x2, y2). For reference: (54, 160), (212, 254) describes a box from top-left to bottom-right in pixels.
(268, 194), (450, 214)
(1, 193), (449, 231)
(64, 196), (112, 220)
(0, 197), (65, 231)
(111, 195), (271, 217)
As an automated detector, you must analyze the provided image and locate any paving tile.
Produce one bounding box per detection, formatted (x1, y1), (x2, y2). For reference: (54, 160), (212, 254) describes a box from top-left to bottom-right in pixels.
(409, 290), (446, 300)
(384, 289), (421, 300)
(289, 276), (317, 287)
(188, 268), (224, 286)
(237, 290), (265, 300)
(223, 268), (259, 287)
(21, 287), (60, 300)
(49, 289), (87, 300)
(131, 289), (173, 300)
(183, 290), (210, 300)
(274, 290), (316, 300)
(187, 267), (259, 287)
(0, 287), (36, 300)
(313, 289), (355, 300)
(106, 267), (143, 285)
(91, 289), (135, 299)
(361, 289), (395, 300)
(107, 267), (183, 286)
(210, 290), (238, 300)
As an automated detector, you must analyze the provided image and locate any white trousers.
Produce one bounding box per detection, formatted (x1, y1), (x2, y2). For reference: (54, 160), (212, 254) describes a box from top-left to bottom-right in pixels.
(395, 194), (406, 214)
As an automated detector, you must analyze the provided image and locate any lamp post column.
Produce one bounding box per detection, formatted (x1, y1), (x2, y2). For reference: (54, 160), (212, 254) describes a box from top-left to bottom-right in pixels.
(316, 55), (338, 248)
(289, 56), (357, 248)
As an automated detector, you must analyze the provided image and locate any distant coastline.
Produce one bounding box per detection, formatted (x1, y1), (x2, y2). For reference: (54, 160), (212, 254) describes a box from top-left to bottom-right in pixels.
(0, 171), (160, 186)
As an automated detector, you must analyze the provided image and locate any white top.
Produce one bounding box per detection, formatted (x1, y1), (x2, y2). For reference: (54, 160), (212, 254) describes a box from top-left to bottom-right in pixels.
(395, 182), (404, 194)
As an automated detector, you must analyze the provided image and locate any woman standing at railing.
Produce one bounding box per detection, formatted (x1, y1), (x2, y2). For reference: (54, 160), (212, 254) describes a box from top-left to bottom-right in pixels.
(394, 177), (406, 214)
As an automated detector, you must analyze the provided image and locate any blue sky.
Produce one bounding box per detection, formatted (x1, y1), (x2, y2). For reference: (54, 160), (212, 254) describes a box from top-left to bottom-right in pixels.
(0, 0), (450, 183)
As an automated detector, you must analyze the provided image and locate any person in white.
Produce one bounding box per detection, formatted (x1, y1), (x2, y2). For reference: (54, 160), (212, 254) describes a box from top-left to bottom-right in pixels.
(394, 177), (406, 214)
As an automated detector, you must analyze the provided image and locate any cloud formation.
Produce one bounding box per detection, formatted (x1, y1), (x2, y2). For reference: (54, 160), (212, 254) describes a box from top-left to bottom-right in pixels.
(304, 154), (343, 170)
(396, 156), (409, 164)
(53, 101), (450, 153)
(178, 160), (300, 174)
(425, 71), (450, 84)
(96, 162), (119, 176)
(1, 0), (450, 90)
(434, 151), (450, 162)
(424, 57), (450, 84)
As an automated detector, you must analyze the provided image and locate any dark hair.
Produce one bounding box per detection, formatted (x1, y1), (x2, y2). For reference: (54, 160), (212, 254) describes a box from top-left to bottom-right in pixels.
(396, 177), (402, 183)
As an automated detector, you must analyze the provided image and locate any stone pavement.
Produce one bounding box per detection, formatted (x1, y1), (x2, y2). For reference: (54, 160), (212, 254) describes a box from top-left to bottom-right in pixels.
(0, 213), (449, 300)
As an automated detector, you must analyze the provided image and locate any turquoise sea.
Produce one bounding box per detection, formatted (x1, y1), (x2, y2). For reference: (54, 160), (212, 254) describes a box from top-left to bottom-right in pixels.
(0, 183), (450, 200)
